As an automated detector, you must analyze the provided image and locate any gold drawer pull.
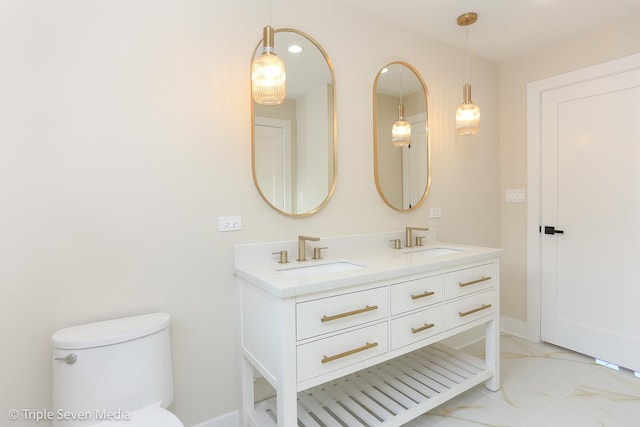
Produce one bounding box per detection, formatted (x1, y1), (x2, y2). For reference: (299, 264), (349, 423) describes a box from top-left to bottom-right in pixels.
(321, 305), (378, 323)
(458, 276), (491, 287)
(321, 342), (378, 364)
(411, 291), (435, 300)
(411, 323), (435, 334)
(459, 304), (492, 317)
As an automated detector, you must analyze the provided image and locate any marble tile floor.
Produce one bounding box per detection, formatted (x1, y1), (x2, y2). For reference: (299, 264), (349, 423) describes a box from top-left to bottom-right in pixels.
(405, 334), (640, 427)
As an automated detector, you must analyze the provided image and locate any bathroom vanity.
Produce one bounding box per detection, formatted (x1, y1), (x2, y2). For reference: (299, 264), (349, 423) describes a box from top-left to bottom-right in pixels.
(235, 231), (501, 426)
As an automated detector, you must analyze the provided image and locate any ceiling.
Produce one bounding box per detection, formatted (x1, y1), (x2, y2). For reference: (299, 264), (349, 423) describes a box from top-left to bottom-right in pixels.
(334, 0), (640, 62)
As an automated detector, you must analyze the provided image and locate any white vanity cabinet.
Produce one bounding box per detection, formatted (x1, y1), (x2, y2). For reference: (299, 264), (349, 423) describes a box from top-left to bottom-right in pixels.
(236, 236), (501, 427)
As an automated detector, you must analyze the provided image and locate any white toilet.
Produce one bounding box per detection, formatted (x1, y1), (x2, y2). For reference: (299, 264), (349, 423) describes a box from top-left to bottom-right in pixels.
(51, 312), (184, 427)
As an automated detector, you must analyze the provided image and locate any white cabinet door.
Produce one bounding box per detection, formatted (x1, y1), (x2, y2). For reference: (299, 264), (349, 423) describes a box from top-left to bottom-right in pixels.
(540, 64), (640, 372)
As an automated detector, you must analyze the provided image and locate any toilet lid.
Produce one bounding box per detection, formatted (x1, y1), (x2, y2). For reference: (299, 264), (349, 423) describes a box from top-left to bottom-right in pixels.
(94, 407), (183, 427)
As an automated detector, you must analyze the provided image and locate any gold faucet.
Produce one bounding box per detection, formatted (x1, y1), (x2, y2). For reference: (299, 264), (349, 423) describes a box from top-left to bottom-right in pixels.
(297, 235), (320, 261)
(405, 227), (429, 248)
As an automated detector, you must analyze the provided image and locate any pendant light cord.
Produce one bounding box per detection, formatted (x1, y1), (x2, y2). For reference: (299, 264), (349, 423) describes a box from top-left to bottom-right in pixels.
(465, 25), (469, 84)
(399, 66), (403, 105)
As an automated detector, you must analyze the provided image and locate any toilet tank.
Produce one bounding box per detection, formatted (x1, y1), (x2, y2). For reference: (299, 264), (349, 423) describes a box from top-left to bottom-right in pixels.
(51, 313), (174, 426)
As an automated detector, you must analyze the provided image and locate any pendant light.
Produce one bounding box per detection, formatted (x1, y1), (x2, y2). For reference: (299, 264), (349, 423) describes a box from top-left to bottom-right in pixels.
(251, 3), (286, 106)
(392, 66), (411, 147)
(455, 12), (480, 136)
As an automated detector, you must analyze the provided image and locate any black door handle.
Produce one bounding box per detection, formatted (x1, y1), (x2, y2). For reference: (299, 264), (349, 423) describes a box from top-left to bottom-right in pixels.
(544, 226), (564, 235)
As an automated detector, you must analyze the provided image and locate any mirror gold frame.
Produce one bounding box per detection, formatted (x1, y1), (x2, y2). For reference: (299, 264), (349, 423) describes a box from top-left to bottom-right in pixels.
(373, 61), (431, 211)
(251, 28), (337, 217)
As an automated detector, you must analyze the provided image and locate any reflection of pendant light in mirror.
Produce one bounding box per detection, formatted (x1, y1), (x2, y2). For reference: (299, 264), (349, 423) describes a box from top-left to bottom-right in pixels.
(455, 12), (480, 136)
(251, 24), (286, 106)
(392, 67), (411, 147)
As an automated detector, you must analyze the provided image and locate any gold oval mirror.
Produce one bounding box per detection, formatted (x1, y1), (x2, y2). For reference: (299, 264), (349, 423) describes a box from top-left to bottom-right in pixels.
(373, 62), (430, 211)
(251, 28), (336, 216)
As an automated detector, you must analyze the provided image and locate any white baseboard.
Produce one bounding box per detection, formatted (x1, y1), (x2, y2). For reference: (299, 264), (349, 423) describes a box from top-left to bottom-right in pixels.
(191, 411), (239, 427)
(440, 324), (485, 349)
(501, 315), (528, 339)
(426, 316), (530, 350)
(197, 316), (528, 427)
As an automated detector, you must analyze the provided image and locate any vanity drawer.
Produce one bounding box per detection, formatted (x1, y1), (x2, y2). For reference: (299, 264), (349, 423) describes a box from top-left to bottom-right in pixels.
(444, 289), (496, 330)
(444, 263), (495, 299)
(390, 275), (443, 315)
(390, 305), (443, 350)
(296, 287), (388, 341)
(297, 322), (388, 383)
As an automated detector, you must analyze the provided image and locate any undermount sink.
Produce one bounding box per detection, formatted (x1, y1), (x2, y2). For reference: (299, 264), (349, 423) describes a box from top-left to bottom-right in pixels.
(277, 261), (365, 277)
(405, 247), (466, 257)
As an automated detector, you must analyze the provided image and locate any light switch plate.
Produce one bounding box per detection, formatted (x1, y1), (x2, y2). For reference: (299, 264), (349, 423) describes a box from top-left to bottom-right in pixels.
(430, 208), (442, 219)
(505, 189), (526, 203)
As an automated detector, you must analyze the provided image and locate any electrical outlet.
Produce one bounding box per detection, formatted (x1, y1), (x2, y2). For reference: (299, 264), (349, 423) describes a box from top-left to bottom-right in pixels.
(218, 216), (242, 232)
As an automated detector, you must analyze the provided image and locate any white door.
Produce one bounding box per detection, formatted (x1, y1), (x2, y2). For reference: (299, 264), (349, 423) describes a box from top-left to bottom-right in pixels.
(539, 64), (640, 372)
(401, 112), (428, 209)
(254, 117), (292, 212)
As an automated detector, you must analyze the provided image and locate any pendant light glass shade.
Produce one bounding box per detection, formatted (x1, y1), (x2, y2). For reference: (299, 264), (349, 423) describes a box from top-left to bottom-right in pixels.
(252, 25), (286, 106)
(392, 104), (411, 147)
(456, 83), (480, 135)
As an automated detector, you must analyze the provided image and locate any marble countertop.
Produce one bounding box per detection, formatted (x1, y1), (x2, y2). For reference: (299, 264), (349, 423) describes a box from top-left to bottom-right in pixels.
(234, 231), (502, 298)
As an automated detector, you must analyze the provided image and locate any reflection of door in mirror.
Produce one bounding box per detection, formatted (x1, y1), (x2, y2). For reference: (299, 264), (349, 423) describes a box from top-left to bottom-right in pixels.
(254, 83), (333, 214)
(401, 112), (427, 209)
(254, 116), (292, 212)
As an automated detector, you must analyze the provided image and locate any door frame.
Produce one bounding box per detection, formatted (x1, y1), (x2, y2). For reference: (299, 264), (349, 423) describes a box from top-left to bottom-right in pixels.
(526, 52), (640, 342)
(254, 116), (293, 212)
(401, 112), (428, 209)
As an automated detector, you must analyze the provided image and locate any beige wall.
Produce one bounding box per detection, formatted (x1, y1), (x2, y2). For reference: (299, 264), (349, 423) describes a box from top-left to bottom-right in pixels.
(499, 15), (640, 323)
(0, 1), (499, 425)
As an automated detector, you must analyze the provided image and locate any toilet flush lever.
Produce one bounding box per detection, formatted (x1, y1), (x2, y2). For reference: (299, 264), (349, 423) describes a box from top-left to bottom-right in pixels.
(55, 354), (77, 365)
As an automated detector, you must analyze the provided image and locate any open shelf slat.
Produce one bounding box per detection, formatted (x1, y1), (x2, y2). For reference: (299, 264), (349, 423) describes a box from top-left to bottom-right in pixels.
(255, 344), (493, 426)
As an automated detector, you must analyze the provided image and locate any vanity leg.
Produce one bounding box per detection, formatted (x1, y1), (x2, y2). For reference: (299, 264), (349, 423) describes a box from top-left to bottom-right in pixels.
(276, 377), (297, 426)
(240, 355), (255, 426)
(484, 317), (501, 392)
(275, 299), (298, 426)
